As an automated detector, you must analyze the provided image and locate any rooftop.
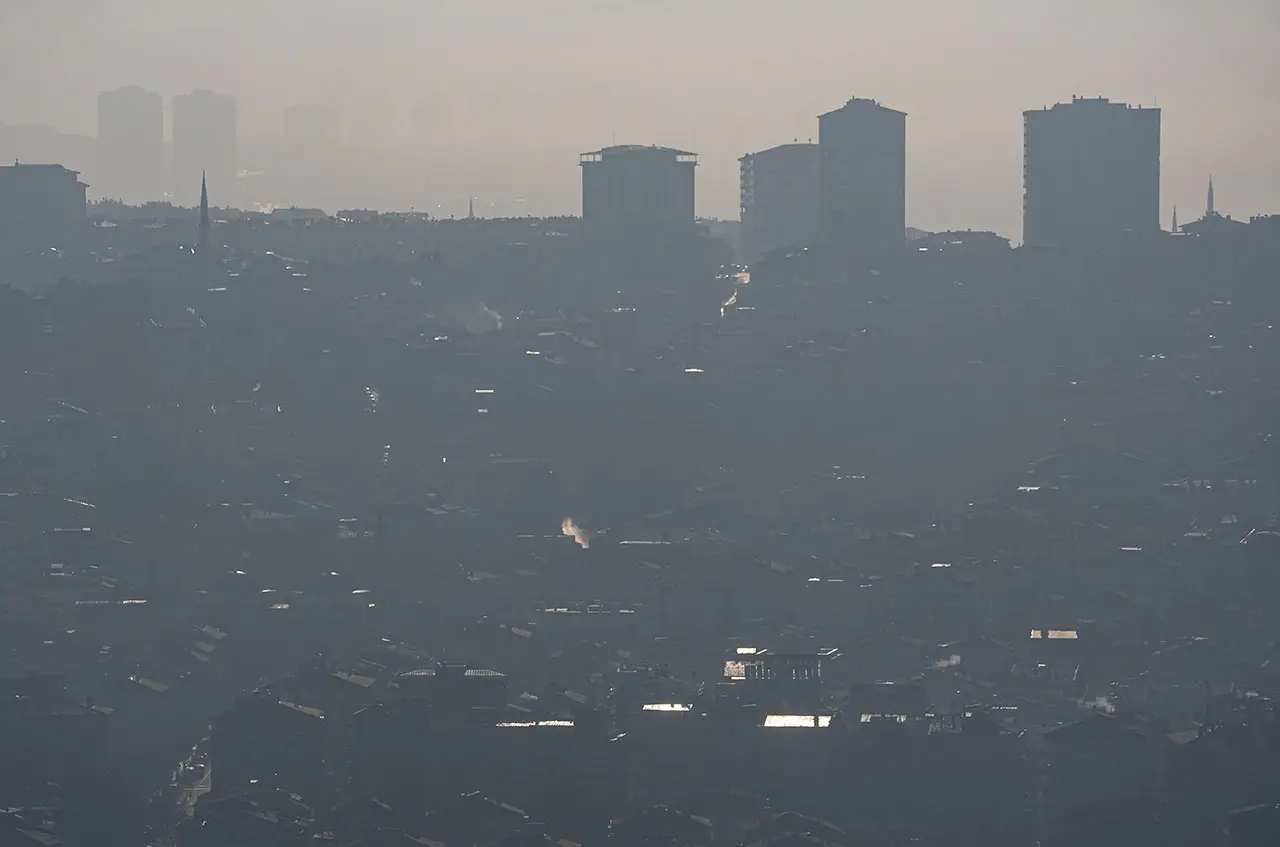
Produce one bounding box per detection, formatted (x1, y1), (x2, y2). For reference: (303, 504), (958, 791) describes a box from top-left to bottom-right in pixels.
(580, 145), (698, 163)
(399, 667), (507, 679)
(1, 162), (81, 174)
(818, 97), (907, 119)
(740, 142), (819, 162)
(1026, 96), (1159, 113)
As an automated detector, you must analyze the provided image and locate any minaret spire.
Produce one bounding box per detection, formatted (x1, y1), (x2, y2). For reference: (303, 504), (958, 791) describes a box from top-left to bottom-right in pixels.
(1206, 175), (1215, 217)
(1172, 205), (1178, 233)
(198, 171), (210, 257)
(200, 172), (209, 224)
(467, 196), (475, 220)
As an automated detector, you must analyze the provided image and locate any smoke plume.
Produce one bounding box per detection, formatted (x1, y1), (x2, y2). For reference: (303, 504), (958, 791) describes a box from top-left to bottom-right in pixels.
(561, 517), (590, 549)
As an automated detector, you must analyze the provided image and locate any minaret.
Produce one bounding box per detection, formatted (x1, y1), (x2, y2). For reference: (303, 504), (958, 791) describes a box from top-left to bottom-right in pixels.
(467, 196), (475, 220)
(1206, 176), (1215, 217)
(1172, 205), (1178, 233)
(199, 171), (210, 255)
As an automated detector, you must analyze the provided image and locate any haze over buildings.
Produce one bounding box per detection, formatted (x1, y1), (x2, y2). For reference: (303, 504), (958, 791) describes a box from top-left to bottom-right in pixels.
(173, 89), (237, 208)
(283, 103), (339, 151)
(0, 1), (1276, 231)
(3, 6), (1280, 846)
(96, 87), (164, 204)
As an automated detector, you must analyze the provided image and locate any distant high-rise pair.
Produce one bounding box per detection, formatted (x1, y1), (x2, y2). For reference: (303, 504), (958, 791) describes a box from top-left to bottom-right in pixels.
(96, 87), (237, 208)
(737, 97), (906, 261)
(739, 97), (906, 263)
(738, 95), (1161, 259)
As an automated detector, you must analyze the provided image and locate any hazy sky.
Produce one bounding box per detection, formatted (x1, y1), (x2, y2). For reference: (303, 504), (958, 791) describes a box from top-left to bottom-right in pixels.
(2, 0), (1277, 234)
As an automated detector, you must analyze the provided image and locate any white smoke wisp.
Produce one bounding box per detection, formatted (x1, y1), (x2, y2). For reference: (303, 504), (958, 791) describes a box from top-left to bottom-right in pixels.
(934, 654), (962, 670)
(561, 518), (590, 549)
(480, 304), (503, 332)
(1086, 695), (1116, 714)
(458, 302), (502, 334)
(433, 302), (504, 335)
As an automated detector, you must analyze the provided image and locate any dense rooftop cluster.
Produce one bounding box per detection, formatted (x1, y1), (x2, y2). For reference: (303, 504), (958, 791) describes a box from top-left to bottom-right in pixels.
(1, 209), (1279, 846)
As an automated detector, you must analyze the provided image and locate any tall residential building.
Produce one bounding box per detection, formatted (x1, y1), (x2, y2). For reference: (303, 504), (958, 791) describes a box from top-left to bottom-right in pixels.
(580, 145), (697, 232)
(817, 97), (907, 252)
(740, 142), (820, 263)
(96, 87), (164, 203)
(1022, 96), (1161, 249)
(173, 89), (238, 208)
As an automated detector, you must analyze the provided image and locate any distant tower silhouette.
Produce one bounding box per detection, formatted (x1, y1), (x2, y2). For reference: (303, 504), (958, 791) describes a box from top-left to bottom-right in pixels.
(199, 171), (210, 255)
(1172, 205), (1178, 233)
(1206, 176), (1215, 217)
(468, 196), (475, 220)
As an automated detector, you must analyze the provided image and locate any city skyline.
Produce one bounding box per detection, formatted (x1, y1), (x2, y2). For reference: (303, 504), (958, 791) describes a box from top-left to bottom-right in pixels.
(4, 7), (1280, 847)
(1, 0), (1275, 235)
(1, 89), (1256, 242)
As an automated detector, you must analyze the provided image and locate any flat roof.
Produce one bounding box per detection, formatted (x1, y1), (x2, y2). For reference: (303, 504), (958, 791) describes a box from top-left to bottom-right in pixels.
(0, 162), (83, 177)
(399, 667), (506, 678)
(1025, 96), (1159, 114)
(818, 97), (907, 119)
(740, 142), (819, 161)
(581, 144), (697, 159)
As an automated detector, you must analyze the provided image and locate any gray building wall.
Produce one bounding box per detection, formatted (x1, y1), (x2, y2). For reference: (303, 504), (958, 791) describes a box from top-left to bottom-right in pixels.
(1023, 97), (1161, 249)
(740, 142), (819, 263)
(0, 163), (87, 243)
(581, 145), (696, 232)
(818, 98), (907, 253)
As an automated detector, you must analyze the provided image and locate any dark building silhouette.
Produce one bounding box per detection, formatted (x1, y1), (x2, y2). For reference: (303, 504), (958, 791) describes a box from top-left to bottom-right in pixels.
(173, 89), (238, 208)
(1023, 96), (1160, 249)
(96, 87), (164, 204)
(817, 97), (907, 253)
(580, 145), (697, 232)
(0, 162), (87, 244)
(740, 142), (820, 263)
